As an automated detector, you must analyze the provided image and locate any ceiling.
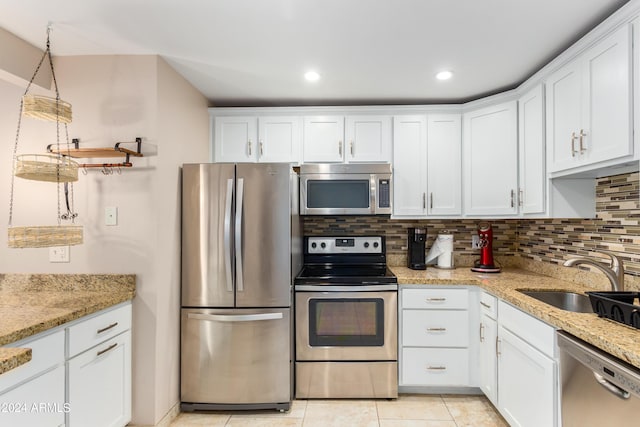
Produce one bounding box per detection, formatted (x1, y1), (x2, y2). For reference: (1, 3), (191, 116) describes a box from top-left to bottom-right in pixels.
(0, 0), (631, 107)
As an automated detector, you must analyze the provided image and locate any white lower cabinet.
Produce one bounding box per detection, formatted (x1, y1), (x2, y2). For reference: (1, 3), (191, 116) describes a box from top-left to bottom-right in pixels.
(478, 293), (498, 405)
(400, 287), (472, 388)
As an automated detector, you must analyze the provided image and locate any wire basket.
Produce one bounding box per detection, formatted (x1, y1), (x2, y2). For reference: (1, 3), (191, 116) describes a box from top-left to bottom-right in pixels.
(14, 154), (78, 183)
(22, 94), (72, 123)
(8, 225), (83, 248)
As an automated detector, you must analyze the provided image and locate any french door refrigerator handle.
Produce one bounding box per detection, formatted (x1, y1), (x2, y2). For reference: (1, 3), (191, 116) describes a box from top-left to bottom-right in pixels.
(187, 312), (283, 322)
(223, 178), (234, 293)
(235, 177), (245, 292)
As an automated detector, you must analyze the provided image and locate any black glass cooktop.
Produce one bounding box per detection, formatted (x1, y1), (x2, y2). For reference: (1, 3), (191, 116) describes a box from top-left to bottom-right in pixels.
(295, 264), (397, 284)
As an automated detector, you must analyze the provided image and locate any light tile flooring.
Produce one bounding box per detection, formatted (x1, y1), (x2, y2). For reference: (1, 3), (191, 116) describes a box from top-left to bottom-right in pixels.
(170, 394), (508, 427)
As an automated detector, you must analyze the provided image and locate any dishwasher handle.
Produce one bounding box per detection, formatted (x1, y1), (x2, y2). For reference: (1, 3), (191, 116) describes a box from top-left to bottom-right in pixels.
(594, 372), (631, 400)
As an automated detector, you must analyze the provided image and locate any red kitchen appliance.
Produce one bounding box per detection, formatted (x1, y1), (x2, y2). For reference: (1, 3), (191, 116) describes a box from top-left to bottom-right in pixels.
(471, 222), (501, 273)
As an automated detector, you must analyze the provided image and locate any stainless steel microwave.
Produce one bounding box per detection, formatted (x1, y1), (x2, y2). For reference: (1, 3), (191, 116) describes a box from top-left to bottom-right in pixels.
(300, 163), (392, 215)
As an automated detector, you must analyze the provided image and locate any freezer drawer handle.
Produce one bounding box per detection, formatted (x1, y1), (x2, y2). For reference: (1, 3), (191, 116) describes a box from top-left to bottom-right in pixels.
(594, 372), (631, 400)
(188, 312), (283, 322)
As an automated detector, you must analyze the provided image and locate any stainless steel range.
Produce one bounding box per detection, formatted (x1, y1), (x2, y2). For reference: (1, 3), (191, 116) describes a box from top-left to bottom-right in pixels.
(294, 236), (398, 399)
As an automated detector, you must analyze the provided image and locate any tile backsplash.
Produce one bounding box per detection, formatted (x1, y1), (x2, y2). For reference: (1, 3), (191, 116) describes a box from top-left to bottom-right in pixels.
(303, 172), (639, 277)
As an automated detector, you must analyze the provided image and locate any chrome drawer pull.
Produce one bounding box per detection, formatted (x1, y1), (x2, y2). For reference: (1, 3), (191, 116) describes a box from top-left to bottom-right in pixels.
(97, 343), (118, 357)
(427, 366), (446, 371)
(427, 327), (446, 332)
(426, 297), (446, 302)
(97, 322), (118, 334)
(480, 323), (485, 342)
(480, 301), (491, 309)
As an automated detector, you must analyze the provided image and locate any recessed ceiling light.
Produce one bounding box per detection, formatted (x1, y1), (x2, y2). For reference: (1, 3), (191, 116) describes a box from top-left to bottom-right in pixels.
(304, 71), (320, 82)
(435, 70), (453, 81)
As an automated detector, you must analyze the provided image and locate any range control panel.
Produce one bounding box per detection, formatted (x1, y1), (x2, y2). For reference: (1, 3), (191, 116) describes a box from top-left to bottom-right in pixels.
(307, 236), (383, 254)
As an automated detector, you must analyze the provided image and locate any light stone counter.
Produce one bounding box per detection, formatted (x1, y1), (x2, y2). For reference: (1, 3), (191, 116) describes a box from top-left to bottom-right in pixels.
(0, 274), (135, 375)
(391, 266), (640, 370)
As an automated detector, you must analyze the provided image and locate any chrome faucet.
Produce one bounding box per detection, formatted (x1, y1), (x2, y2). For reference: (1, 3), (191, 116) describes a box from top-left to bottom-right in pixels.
(563, 251), (625, 292)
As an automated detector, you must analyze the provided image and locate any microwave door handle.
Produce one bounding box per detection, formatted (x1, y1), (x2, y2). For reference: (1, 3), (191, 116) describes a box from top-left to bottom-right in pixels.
(235, 178), (244, 292)
(223, 179), (234, 293)
(370, 175), (376, 214)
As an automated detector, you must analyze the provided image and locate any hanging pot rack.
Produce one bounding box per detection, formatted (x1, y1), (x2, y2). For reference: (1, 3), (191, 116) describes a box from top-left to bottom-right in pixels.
(47, 137), (143, 170)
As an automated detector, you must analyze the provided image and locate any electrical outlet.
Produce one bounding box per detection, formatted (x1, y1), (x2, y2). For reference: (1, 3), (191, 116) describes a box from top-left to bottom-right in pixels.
(49, 245), (70, 263)
(105, 206), (118, 226)
(471, 235), (481, 249)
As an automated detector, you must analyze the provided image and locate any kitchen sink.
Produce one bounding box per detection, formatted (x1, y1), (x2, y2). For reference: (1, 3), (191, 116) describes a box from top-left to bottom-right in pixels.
(519, 290), (594, 313)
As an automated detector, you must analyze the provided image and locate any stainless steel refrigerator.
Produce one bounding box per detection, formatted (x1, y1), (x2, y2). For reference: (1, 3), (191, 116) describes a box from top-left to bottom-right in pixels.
(180, 163), (301, 412)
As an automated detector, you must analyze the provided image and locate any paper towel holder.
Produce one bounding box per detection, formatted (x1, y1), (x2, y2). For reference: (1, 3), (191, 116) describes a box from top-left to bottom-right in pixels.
(426, 231), (455, 269)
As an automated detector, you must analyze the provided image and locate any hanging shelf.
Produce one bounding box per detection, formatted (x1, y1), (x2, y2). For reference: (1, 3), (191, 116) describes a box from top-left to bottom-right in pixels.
(47, 137), (143, 169)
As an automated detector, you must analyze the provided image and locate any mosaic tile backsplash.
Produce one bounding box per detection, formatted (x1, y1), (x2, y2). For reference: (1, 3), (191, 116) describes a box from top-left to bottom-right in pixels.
(303, 172), (640, 277)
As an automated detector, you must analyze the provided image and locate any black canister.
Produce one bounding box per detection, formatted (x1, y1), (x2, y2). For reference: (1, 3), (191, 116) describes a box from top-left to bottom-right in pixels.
(407, 228), (427, 270)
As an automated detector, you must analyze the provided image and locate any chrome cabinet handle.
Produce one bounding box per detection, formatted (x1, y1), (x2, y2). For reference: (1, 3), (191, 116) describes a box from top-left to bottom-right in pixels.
(430, 193), (433, 209)
(422, 193), (426, 209)
(510, 189), (515, 208)
(97, 322), (118, 334)
(426, 297), (446, 302)
(518, 189), (524, 207)
(496, 337), (501, 356)
(248, 140), (252, 156)
(480, 323), (485, 342)
(480, 301), (492, 309)
(427, 366), (446, 371)
(579, 129), (587, 153)
(338, 140), (342, 156)
(97, 343), (118, 357)
(427, 327), (446, 332)
(350, 140), (354, 156)
(259, 140), (264, 157)
(570, 132), (577, 157)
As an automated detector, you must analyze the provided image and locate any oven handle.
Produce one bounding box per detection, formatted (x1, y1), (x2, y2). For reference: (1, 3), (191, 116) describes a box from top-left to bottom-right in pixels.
(294, 284), (398, 292)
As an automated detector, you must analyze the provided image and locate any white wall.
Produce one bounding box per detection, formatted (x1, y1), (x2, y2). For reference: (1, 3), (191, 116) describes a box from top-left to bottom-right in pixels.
(0, 54), (209, 425)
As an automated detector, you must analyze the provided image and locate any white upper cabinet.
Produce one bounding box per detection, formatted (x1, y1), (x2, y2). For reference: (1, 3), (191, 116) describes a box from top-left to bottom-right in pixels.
(463, 101), (518, 216)
(518, 85), (546, 214)
(546, 24), (632, 173)
(303, 115), (391, 163)
(214, 116), (301, 163)
(344, 116), (392, 162)
(427, 114), (462, 215)
(393, 115), (428, 216)
(302, 116), (345, 163)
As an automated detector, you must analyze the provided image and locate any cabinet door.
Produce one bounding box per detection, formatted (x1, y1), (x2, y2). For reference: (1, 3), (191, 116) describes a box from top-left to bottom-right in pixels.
(463, 101), (518, 215)
(478, 313), (497, 405)
(498, 326), (556, 427)
(427, 114), (461, 215)
(67, 331), (132, 427)
(302, 116), (344, 162)
(582, 24), (632, 166)
(546, 61), (582, 172)
(518, 85), (545, 214)
(257, 116), (301, 163)
(344, 115), (392, 163)
(214, 116), (258, 162)
(392, 115), (427, 216)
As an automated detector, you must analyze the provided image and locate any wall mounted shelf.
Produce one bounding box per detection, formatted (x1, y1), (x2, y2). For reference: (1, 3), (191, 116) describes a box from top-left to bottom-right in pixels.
(47, 137), (143, 169)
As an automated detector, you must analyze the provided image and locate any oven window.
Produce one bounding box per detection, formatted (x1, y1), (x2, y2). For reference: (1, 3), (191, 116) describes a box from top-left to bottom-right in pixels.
(309, 298), (384, 346)
(307, 180), (370, 209)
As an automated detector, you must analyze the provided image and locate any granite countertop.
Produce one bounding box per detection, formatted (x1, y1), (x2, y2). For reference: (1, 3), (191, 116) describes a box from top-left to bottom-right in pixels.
(391, 266), (640, 370)
(0, 274), (136, 376)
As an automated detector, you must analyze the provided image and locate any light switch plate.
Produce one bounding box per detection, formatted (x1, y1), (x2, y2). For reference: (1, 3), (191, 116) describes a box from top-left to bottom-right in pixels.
(105, 206), (118, 226)
(49, 246), (70, 263)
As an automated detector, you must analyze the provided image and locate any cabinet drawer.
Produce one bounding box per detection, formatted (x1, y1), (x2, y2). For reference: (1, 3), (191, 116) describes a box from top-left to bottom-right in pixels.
(402, 288), (468, 309)
(401, 348), (469, 386)
(0, 330), (64, 393)
(402, 310), (469, 347)
(499, 300), (556, 358)
(480, 292), (497, 319)
(68, 303), (132, 358)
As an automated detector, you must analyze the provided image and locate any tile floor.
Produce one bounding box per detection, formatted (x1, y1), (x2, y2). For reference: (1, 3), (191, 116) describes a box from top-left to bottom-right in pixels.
(170, 394), (508, 427)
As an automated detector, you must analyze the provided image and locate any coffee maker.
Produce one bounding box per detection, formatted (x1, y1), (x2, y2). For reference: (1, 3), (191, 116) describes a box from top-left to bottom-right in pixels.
(407, 228), (427, 270)
(470, 222), (501, 273)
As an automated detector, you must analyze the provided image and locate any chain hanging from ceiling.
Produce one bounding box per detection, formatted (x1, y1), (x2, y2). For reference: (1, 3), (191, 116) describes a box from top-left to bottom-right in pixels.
(7, 24), (83, 248)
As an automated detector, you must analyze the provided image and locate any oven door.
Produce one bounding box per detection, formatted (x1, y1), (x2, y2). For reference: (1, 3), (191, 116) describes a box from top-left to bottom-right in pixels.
(295, 287), (397, 361)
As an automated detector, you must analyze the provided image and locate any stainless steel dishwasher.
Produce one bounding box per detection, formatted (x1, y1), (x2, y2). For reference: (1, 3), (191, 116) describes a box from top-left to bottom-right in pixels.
(558, 331), (640, 426)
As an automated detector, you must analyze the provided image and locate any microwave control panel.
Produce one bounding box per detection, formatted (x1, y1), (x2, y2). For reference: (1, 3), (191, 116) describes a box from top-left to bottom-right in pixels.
(378, 179), (390, 208)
